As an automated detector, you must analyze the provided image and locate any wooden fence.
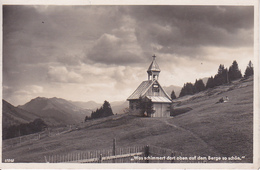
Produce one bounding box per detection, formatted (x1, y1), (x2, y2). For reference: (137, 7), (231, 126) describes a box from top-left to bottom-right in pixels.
(2, 126), (73, 150)
(44, 145), (191, 163)
(2, 132), (44, 150)
(45, 145), (145, 163)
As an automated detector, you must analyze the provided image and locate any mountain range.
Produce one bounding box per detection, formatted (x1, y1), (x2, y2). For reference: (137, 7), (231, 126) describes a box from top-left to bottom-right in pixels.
(2, 83), (184, 128)
(3, 97), (129, 128)
(16, 97), (92, 126)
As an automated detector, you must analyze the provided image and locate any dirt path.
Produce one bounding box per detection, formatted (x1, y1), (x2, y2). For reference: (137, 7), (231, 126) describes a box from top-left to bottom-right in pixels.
(156, 118), (221, 156)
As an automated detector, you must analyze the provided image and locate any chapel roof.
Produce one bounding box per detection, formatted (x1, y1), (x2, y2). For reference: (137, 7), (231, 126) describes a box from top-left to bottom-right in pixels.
(127, 80), (153, 100)
(127, 80), (172, 102)
(147, 55), (161, 73)
(146, 96), (172, 103)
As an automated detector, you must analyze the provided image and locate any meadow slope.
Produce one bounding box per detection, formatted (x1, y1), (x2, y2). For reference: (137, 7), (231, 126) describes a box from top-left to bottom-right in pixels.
(2, 77), (253, 163)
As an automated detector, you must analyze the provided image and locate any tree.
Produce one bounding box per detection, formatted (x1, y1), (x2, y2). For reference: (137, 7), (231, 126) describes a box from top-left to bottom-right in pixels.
(89, 100), (114, 120)
(194, 79), (205, 92)
(30, 118), (47, 132)
(179, 83), (194, 97)
(214, 64), (228, 86)
(206, 76), (215, 89)
(145, 99), (155, 117)
(193, 80), (199, 93)
(102, 100), (113, 117)
(244, 60), (254, 78)
(218, 64), (225, 75)
(179, 84), (187, 97)
(85, 115), (90, 122)
(91, 108), (100, 119)
(171, 90), (177, 100)
(228, 60), (242, 81)
(138, 97), (155, 117)
(185, 83), (194, 95)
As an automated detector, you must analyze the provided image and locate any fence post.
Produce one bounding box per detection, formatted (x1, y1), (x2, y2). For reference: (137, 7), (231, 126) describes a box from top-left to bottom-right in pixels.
(144, 145), (149, 163)
(171, 151), (174, 163)
(113, 138), (116, 155)
(98, 154), (102, 163)
(113, 138), (116, 163)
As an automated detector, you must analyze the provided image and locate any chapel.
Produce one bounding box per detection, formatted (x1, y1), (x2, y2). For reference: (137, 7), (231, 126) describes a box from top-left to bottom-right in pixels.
(127, 55), (172, 117)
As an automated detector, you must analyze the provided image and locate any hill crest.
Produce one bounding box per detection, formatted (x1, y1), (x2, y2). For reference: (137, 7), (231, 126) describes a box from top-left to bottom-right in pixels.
(18, 97), (92, 127)
(2, 100), (39, 128)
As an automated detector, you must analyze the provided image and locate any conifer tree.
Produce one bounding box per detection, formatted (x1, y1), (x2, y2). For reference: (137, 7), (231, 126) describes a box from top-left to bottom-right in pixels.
(85, 115), (90, 122)
(244, 60), (254, 78)
(103, 100), (113, 117)
(179, 83), (194, 97)
(171, 90), (177, 100)
(89, 100), (114, 119)
(194, 79), (205, 92)
(214, 64), (228, 86)
(185, 83), (194, 95)
(228, 60), (242, 81)
(206, 76), (215, 88)
(179, 84), (187, 97)
(193, 80), (199, 93)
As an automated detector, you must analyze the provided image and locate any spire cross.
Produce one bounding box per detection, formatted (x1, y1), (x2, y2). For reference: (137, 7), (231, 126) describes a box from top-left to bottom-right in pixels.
(152, 54), (156, 60)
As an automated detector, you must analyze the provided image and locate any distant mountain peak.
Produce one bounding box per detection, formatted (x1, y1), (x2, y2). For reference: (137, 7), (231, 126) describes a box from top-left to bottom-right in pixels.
(32, 96), (48, 101)
(18, 97), (92, 127)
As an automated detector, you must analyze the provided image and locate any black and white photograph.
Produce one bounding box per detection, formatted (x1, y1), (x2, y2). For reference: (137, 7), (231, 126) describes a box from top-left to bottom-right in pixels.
(1, 1), (259, 168)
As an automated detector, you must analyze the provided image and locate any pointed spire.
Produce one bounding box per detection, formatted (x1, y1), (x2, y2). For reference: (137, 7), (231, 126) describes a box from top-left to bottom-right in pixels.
(147, 55), (160, 81)
(147, 55), (160, 72)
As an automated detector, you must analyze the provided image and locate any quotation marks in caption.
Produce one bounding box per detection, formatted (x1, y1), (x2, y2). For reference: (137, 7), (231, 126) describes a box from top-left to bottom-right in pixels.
(131, 156), (246, 162)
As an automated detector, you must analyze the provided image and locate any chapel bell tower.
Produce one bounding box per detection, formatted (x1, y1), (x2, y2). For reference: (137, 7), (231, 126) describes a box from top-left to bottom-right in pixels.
(147, 55), (161, 81)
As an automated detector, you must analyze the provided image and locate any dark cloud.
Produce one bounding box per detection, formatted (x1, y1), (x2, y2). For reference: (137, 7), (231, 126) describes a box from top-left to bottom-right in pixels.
(3, 5), (254, 105)
(4, 5), (253, 67)
(129, 6), (253, 32)
(129, 6), (253, 56)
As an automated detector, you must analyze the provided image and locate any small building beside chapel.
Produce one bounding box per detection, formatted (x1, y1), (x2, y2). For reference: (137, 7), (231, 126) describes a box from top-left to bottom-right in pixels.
(127, 55), (172, 117)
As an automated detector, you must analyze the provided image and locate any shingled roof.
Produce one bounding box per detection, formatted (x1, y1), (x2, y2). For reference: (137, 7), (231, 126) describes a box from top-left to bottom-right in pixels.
(127, 80), (172, 103)
(127, 80), (153, 100)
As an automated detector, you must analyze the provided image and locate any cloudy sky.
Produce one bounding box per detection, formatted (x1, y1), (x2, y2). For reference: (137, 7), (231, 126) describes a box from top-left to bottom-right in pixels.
(3, 5), (254, 106)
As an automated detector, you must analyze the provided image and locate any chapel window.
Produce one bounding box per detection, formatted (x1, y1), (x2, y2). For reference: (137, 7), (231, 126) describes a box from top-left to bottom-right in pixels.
(152, 84), (159, 92)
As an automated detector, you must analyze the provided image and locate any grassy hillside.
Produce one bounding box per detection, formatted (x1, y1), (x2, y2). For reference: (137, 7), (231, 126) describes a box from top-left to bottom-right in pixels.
(2, 77), (253, 163)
